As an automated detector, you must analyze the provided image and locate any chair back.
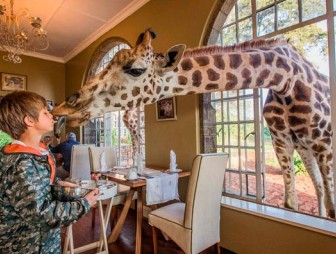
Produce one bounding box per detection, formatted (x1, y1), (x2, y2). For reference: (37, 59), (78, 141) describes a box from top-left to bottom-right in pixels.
(184, 153), (228, 253)
(89, 146), (117, 172)
(70, 144), (95, 180)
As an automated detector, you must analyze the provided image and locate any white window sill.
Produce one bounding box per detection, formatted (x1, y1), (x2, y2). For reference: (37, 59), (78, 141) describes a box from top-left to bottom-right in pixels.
(221, 196), (336, 237)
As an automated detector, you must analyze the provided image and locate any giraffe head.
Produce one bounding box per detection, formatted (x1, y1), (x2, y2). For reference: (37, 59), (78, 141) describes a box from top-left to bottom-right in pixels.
(52, 29), (186, 128)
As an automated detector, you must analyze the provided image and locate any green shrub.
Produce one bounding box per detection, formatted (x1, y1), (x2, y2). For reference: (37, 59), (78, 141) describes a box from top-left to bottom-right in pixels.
(294, 153), (308, 176)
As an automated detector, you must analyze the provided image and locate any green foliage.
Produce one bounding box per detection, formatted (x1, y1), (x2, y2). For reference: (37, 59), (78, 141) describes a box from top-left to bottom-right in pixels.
(0, 131), (12, 147)
(111, 129), (119, 146)
(294, 152), (308, 176)
(263, 127), (271, 140)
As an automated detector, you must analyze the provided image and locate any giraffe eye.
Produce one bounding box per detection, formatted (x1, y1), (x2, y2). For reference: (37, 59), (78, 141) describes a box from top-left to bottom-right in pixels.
(125, 68), (147, 77)
(66, 93), (79, 106)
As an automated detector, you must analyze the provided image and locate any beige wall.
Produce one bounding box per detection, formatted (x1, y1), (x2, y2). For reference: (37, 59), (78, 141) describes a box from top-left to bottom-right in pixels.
(220, 207), (336, 253)
(0, 55), (65, 103)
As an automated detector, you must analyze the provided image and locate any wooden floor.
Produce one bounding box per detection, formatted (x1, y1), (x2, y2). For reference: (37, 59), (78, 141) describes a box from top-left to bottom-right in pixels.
(62, 206), (235, 254)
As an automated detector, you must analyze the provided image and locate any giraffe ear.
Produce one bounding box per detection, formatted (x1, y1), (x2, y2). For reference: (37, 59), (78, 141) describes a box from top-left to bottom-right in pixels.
(162, 44), (186, 73)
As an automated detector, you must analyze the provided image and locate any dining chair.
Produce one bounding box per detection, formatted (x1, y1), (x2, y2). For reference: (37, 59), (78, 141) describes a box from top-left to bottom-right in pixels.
(88, 146), (132, 227)
(148, 153), (229, 254)
(70, 144), (95, 180)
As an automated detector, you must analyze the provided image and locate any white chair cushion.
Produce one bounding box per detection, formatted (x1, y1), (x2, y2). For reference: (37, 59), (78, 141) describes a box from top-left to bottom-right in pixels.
(149, 203), (192, 253)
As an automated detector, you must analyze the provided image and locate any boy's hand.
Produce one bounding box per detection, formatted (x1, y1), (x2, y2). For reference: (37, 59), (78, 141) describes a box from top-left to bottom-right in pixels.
(91, 173), (102, 181)
(84, 188), (101, 207)
(56, 180), (79, 187)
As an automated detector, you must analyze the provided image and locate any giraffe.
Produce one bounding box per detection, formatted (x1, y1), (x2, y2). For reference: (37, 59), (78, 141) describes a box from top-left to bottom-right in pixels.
(122, 108), (140, 162)
(52, 29), (335, 218)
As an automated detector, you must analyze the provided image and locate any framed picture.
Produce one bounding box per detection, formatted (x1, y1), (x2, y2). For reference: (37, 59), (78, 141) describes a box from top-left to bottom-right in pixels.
(1, 73), (27, 91)
(156, 97), (177, 121)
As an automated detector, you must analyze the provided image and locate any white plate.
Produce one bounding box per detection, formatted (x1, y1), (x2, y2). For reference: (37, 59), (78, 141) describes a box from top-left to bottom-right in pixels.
(168, 169), (182, 173)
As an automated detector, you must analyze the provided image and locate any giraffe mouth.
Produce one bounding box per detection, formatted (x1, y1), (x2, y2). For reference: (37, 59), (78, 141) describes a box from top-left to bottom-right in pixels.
(54, 116), (67, 138)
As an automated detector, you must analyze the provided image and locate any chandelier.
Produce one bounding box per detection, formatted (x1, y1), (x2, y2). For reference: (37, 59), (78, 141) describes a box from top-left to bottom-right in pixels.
(0, 0), (48, 63)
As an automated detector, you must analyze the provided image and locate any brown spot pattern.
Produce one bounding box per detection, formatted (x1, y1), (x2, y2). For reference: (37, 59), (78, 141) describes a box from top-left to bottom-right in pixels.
(192, 70), (202, 87)
(104, 98), (110, 107)
(225, 73), (238, 90)
(205, 83), (219, 90)
(195, 56), (209, 66)
(229, 54), (242, 69)
(213, 55), (225, 70)
(276, 57), (291, 72)
(289, 105), (312, 114)
(249, 54), (261, 68)
(293, 80), (311, 102)
(178, 76), (188, 85)
(207, 69), (220, 81)
(181, 59), (193, 71)
(288, 116), (307, 126)
(173, 88), (184, 93)
(263, 106), (284, 115)
(132, 87), (140, 97)
(264, 52), (275, 65)
(268, 73), (283, 87)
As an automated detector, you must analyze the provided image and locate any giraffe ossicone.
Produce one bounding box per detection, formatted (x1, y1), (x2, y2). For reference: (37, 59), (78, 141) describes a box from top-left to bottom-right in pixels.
(52, 29), (335, 218)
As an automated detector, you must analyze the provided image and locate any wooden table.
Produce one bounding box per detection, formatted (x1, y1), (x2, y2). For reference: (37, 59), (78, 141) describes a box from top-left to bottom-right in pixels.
(102, 169), (190, 254)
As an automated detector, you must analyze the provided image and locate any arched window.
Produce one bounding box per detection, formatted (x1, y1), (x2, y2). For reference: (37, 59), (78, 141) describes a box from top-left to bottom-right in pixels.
(202, 0), (335, 218)
(83, 39), (145, 166)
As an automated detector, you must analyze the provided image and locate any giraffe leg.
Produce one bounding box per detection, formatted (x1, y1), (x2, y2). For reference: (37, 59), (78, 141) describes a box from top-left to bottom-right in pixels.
(313, 150), (335, 218)
(271, 139), (298, 210)
(296, 146), (326, 217)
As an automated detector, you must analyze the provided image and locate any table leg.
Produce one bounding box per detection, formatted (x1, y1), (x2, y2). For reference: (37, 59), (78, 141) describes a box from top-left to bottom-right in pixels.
(98, 200), (109, 253)
(135, 187), (143, 254)
(108, 188), (136, 243)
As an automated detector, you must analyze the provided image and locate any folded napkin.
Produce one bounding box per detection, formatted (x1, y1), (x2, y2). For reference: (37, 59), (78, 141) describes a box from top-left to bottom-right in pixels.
(169, 150), (177, 171)
(136, 153), (144, 174)
(100, 151), (108, 171)
(146, 173), (179, 205)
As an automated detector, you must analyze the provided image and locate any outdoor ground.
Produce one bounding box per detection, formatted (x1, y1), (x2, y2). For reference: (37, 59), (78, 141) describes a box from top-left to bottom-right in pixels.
(264, 167), (319, 216)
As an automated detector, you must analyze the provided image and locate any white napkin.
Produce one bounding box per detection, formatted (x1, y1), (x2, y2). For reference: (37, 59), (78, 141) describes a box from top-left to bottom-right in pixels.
(169, 150), (177, 171)
(100, 151), (108, 172)
(136, 153), (144, 174)
(146, 173), (179, 205)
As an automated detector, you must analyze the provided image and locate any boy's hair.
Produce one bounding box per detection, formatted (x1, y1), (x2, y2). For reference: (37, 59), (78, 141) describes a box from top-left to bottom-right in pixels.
(0, 91), (47, 140)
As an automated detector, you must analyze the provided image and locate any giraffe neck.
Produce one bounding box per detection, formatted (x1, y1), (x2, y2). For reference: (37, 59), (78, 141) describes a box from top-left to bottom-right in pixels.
(165, 41), (307, 98)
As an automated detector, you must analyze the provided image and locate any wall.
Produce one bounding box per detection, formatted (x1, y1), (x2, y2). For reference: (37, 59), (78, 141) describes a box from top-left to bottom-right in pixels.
(1, 55), (65, 138)
(1, 55), (65, 103)
(65, 0), (218, 199)
(220, 206), (336, 253)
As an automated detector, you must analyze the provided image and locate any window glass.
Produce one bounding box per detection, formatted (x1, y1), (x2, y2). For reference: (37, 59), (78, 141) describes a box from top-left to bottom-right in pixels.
(302, 0), (326, 21)
(237, 0), (251, 19)
(256, 0), (274, 10)
(257, 7), (275, 36)
(239, 17), (253, 41)
(277, 0), (299, 30)
(222, 25), (237, 45)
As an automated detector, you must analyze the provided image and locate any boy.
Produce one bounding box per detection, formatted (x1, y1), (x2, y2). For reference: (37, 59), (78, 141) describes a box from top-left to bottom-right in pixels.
(0, 91), (100, 253)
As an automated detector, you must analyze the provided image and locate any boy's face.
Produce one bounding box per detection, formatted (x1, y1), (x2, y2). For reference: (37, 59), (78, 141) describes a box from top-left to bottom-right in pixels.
(34, 107), (55, 134)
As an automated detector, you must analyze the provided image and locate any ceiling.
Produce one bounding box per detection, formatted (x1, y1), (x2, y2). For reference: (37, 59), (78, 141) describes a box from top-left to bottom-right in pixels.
(11, 0), (149, 63)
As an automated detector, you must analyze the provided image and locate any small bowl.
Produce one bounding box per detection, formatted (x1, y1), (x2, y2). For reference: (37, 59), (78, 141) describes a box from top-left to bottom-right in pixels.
(51, 185), (91, 202)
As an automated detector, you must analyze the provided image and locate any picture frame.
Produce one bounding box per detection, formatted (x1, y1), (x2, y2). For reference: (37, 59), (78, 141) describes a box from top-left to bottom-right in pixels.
(156, 97), (177, 121)
(1, 73), (27, 91)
